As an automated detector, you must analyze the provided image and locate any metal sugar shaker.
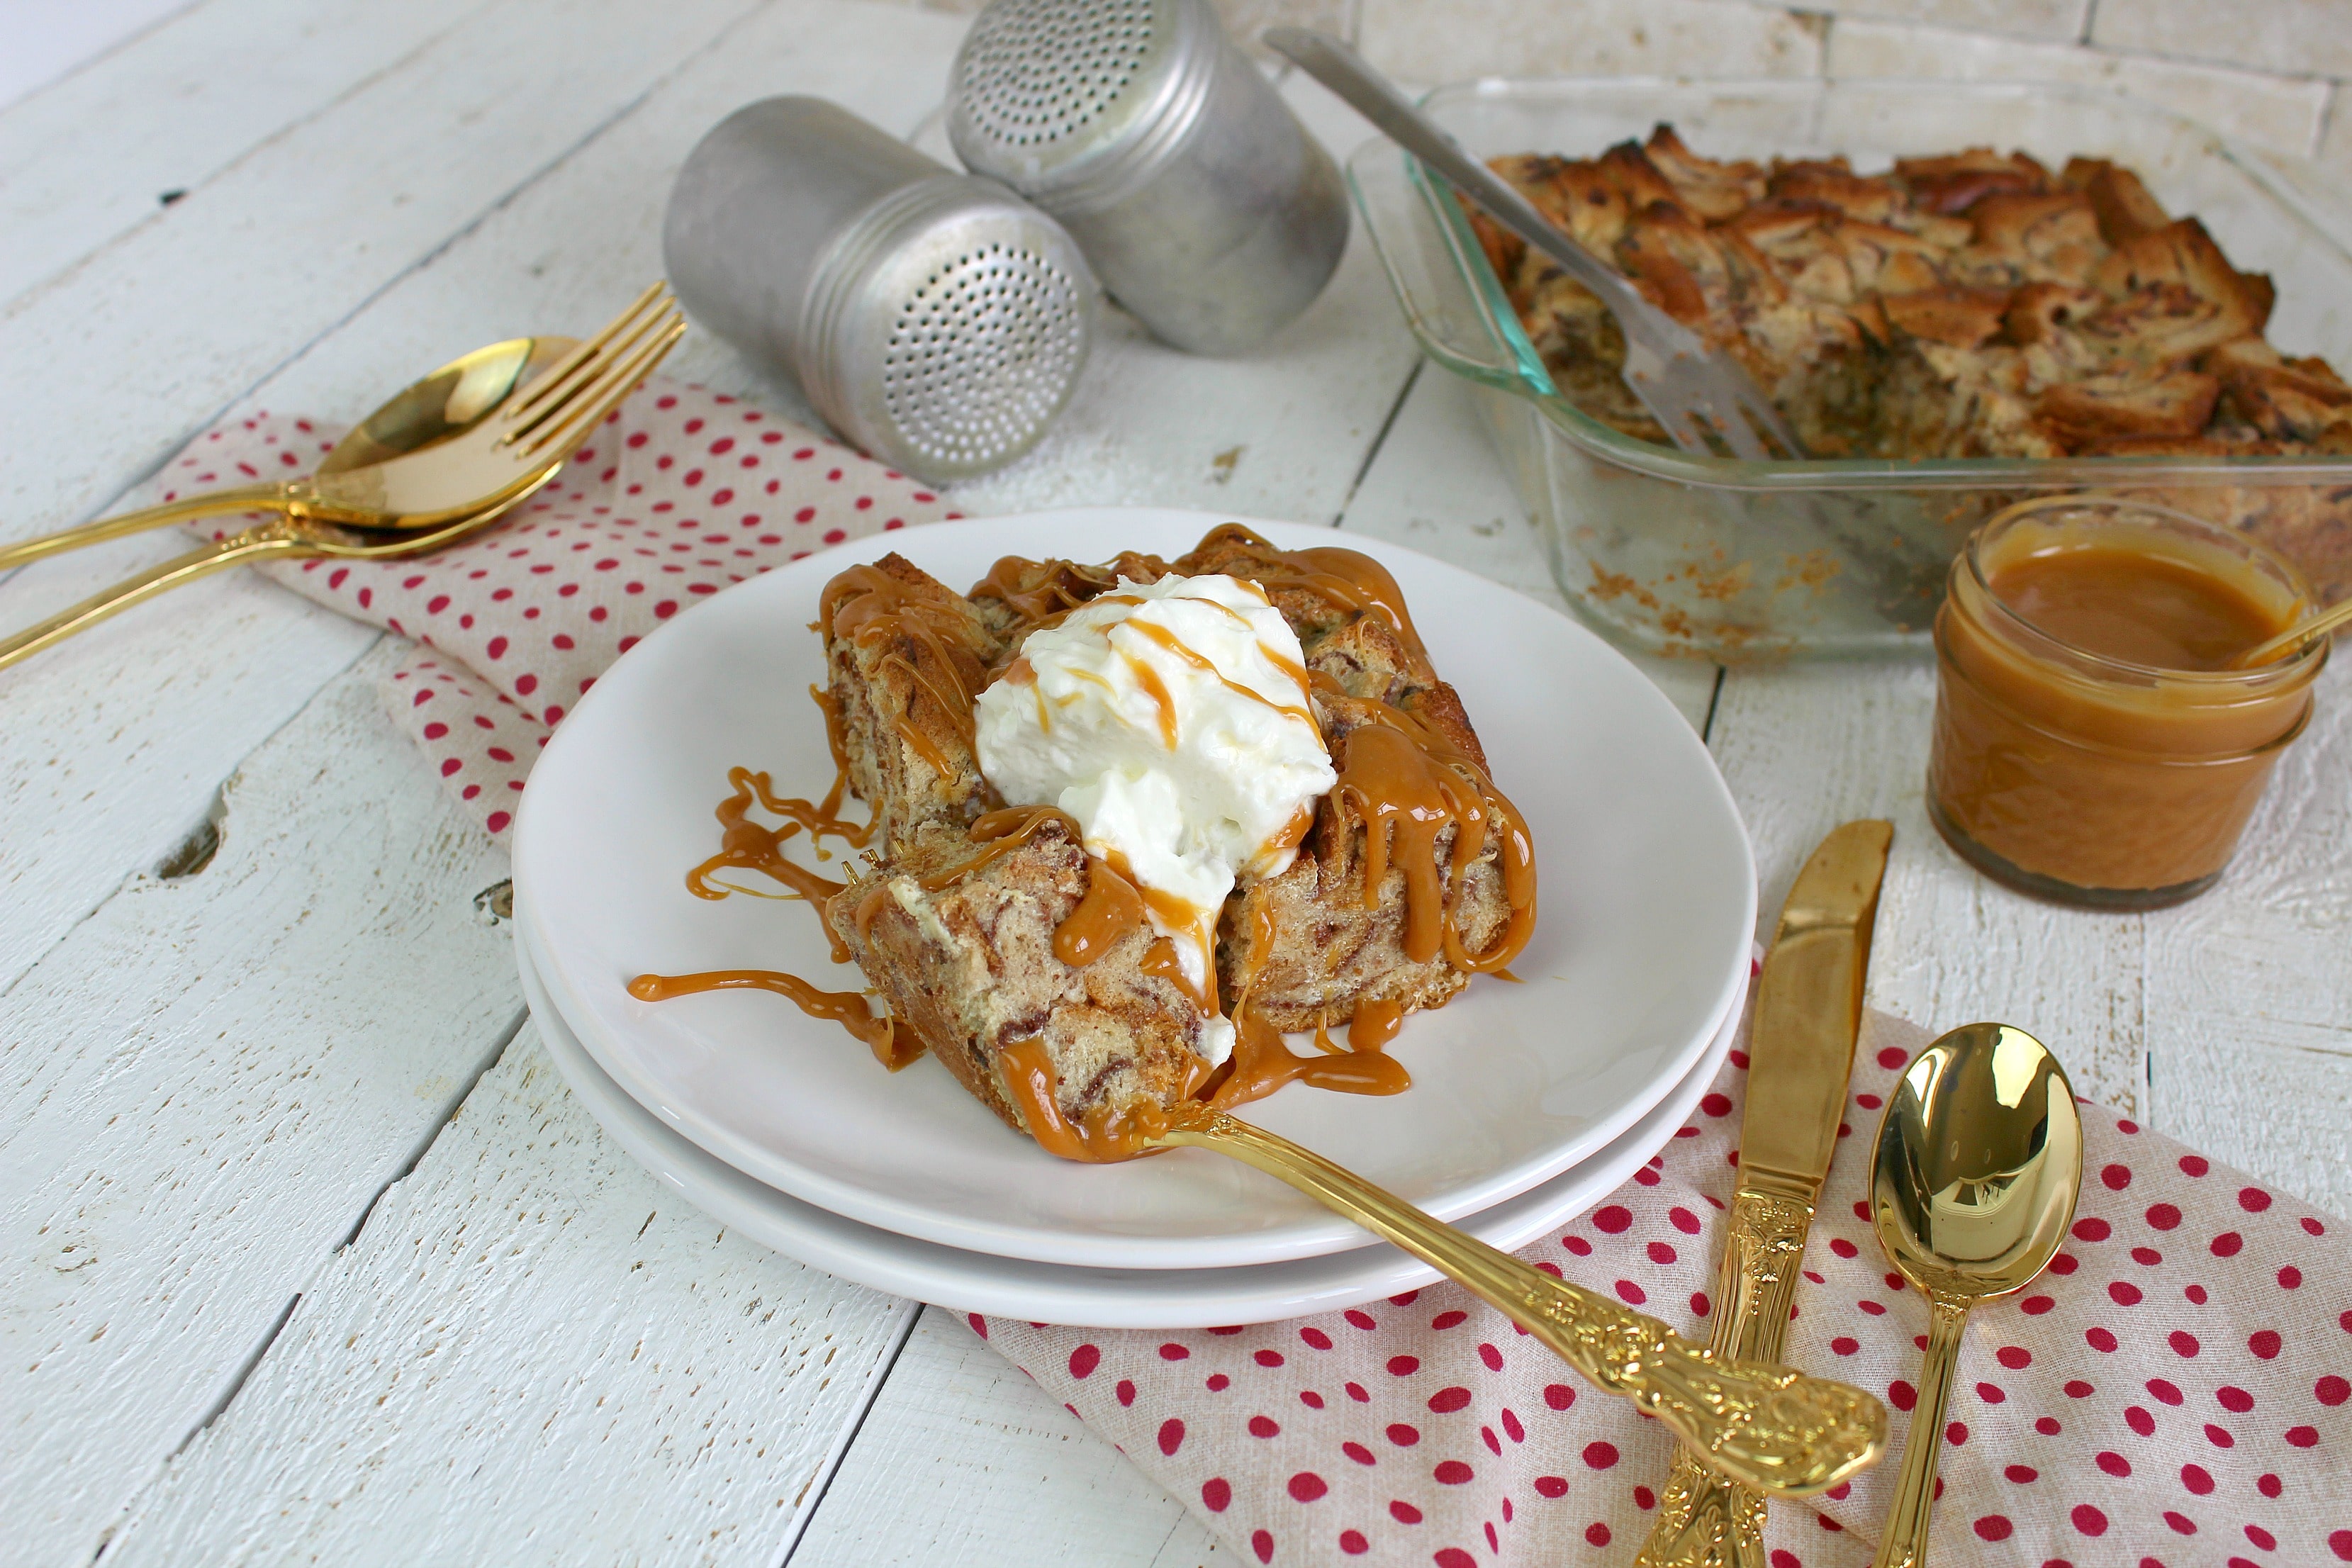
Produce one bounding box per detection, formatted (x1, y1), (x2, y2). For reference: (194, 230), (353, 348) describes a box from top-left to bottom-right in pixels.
(663, 96), (1097, 484)
(946, 0), (1348, 356)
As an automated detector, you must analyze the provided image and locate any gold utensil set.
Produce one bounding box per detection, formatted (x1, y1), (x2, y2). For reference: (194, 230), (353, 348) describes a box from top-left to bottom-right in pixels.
(1175, 815), (2083, 1559)
(1, 279), (2082, 1552)
(0, 284), (683, 675)
(1146, 816), (2081, 1558)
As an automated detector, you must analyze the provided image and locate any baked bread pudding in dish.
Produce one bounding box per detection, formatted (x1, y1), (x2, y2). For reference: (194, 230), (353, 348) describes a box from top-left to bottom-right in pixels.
(634, 525), (1536, 1163)
(1468, 126), (2352, 598)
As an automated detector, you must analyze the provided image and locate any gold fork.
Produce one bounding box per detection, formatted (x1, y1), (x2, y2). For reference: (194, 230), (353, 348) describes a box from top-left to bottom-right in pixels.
(0, 286), (684, 675)
(1154, 1109), (1888, 1497)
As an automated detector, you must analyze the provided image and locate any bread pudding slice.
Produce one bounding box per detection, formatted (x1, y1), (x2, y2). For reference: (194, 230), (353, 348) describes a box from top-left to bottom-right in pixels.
(1174, 525), (1535, 1034)
(827, 812), (1215, 1154)
(820, 554), (1004, 853)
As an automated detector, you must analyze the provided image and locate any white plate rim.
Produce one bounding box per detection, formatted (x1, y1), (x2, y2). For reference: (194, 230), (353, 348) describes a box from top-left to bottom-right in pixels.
(514, 508), (1757, 1267)
(520, 925), (1745, 1327)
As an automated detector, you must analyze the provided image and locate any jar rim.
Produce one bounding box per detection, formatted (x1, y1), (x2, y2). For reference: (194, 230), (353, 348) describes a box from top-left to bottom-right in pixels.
(1962, 492), (2329, 688)
(1932, 614), (2319, 766)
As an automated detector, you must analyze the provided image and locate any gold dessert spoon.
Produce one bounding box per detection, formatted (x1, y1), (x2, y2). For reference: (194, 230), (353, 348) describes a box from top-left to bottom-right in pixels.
(1867, 1024), (2083, 1567)
(0, 285), (683, 675)
(1149, 1109), (1888, 1498)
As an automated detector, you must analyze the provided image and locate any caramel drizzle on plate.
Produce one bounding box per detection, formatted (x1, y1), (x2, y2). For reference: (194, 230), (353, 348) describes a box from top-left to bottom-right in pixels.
(685, 763), (865, 963)
(626, 969), (923, 1071)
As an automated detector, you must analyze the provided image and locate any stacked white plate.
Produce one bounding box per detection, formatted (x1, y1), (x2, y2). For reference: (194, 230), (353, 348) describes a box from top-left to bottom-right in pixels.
(513, 510), (1755, 1328)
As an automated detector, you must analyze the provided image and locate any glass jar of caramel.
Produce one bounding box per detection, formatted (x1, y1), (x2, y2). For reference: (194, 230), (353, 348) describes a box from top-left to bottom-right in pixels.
(1929, 495), (2325, 909)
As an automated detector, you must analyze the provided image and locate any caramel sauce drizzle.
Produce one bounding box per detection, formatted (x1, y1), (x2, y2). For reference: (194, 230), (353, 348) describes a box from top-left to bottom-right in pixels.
(822, 561), (992, 777)
(997, 1038), (1208, 1163)
(627, 969), (923, 1071)
(970, 553), (1171, 634)
(1318, 678), (1538, 976)
(1053, 856), (1148, 968)
(685, 765), (866, 962)
(1204, 1001), (1412, 1110)
(1189, 523), (1429, 662)
(919, 805), (1081, 892)
(1348, 997), (1406, 1052)
(1121, 620), (1318, 732)
(1129, 651), (1180, 749)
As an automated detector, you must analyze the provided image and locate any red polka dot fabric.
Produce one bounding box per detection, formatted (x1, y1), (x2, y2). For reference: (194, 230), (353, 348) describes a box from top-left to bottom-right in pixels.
(145, 379), (956, 834)
(982, 1007), (2352, 1566)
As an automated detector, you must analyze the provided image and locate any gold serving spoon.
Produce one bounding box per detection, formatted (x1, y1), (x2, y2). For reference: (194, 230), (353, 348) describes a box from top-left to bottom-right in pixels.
(0, 285), (683, 676)
(1867, 1024), (2083, 1567)
(1150, 1109), (1888, 1498)
(2229, 593), (2352, 668)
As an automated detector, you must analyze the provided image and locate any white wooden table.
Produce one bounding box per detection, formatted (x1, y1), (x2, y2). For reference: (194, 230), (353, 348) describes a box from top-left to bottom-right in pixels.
(5, 4), (2348, 1562)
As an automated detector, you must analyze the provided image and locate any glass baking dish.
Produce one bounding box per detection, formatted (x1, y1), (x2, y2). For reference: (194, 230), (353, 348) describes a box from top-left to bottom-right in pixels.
(1348, 77), (2352, 662)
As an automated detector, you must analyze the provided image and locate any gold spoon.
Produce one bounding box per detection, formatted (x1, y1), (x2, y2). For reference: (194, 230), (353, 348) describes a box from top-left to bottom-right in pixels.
(0, 282), (678, 573)
(2229, 594), (2352, 668)
(1150, 1109), (1888, 1498)
(1867, 1024), (2083, 1568)
(0, 286), (683, 675)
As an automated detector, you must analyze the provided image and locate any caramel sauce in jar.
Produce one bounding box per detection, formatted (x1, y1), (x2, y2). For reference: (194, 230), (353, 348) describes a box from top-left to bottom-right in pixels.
(1929, 496), (2324, 907)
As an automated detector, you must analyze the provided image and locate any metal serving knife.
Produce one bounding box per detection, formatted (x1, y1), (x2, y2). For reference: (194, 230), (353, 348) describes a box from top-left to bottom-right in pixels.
(1635, 819), (1895, 1568)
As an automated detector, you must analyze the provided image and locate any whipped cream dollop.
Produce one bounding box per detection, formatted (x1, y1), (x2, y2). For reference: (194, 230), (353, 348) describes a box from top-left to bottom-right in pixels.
(973, 574), (1333, 1055)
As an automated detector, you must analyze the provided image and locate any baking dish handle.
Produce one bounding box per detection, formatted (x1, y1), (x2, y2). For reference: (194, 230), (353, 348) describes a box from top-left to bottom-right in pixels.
(1346, 143), (1557, 401)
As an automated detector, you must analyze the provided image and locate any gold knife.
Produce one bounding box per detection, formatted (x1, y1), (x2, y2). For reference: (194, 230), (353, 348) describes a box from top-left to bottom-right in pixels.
(1635, 819), (1894, 1568)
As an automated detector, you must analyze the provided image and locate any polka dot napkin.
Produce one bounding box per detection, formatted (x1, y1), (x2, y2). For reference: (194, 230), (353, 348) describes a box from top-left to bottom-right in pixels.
(980, 1005), (2351, 1567)
(142, 378), (955, 834)
(145, 386), (2348, 1565)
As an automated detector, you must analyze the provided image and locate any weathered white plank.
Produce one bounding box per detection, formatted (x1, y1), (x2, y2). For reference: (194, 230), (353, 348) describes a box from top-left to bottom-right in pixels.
(0, 0), (763, 547)
(100, 1023), (917, 1568)
(0, 556), (380, 994)
(0, 0), (495, 305)
(2144, 654), (2352, 1216)
(1707, 660), (2152, 1115)
(0, 643), (517, 1565)
(793, 1307), (1223, 1568)
(0, 0), (761, 993)
(240, 0), (970, 433)
(1329, 357), (1723, 734)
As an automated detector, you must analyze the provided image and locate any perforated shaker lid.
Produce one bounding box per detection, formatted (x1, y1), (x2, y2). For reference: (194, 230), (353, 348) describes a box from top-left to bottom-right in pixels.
(802, 178), (1097, 483)
(947, 0), (1205, 201)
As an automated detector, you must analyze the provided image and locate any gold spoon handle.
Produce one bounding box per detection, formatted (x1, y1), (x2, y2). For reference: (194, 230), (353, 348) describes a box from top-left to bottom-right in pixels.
(1871, 1292), (1971, 1568)
(1156, 1113), (1886, 1497)
(0, 525), (312, 674)
(0, 483), (302, 573)
(2231, 593), (2352, 668)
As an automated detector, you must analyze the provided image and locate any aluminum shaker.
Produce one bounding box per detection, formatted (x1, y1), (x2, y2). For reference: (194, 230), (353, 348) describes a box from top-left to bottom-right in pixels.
(663, 96), (1096, 483)
(946, 0), (1348, 356)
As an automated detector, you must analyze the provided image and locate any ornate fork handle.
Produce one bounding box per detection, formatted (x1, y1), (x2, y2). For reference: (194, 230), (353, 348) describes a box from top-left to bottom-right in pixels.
(1153, 1114), (1885, 1497)
(1637, 1189), (1817, 1566)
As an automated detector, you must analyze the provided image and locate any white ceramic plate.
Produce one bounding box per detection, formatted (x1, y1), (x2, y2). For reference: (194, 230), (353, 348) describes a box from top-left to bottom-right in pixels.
(514, 510), (1754, 1270)
(520, 927), (1742, 1326)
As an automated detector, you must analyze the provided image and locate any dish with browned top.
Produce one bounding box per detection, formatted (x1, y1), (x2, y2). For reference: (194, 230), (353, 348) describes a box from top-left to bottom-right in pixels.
(1467, 124), (2352, 599)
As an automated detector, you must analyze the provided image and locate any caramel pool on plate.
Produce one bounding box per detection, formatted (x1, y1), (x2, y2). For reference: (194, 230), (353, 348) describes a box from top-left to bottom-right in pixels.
(1928, 495), (2326, 909)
